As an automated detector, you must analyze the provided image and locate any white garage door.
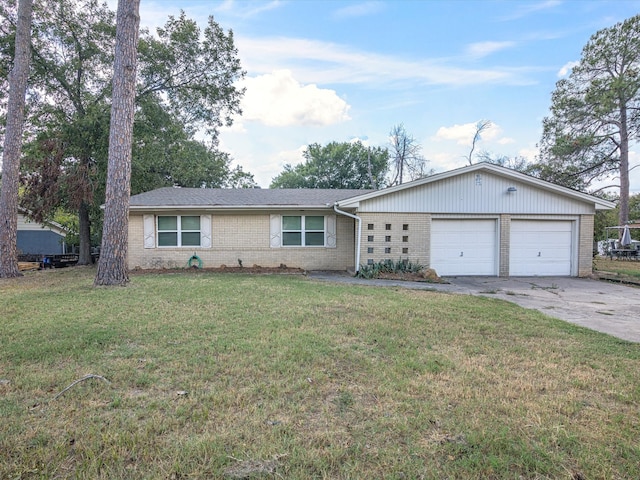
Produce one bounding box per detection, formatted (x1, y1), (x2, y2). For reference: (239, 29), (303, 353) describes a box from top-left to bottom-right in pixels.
(510, 220), (573, 276)
(431, 219), (497, 276)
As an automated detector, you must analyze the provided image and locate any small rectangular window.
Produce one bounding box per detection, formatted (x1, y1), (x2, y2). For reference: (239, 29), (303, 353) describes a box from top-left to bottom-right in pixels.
(402, 236), (409, 242)
(385, 235), (391, 242)
(402, 247), (409, 254)
(385, 247), (391, 254)
(367, 235), (374, 242)
(367, 259), (374, 265)
(385, 224), (392, 230)
(367, 247), (374, 254)
(367, 223), (374, 230)
(403, 224), (409, 231)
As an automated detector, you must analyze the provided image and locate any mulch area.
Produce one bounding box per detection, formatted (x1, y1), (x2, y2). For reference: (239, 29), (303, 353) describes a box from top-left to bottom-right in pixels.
(129, 265), (306, 275)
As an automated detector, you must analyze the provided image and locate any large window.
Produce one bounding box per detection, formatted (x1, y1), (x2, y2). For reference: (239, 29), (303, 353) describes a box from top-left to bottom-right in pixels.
(282, 215), (325, 246)
(157, 215), (201, 247)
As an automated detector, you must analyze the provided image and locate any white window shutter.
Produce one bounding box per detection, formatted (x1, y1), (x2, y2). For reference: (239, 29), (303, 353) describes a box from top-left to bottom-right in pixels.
(270, 214), (281, 248)
(143, 214), (155, 248)
(326, 215), (337, 248)
(200, 215), (212, 248)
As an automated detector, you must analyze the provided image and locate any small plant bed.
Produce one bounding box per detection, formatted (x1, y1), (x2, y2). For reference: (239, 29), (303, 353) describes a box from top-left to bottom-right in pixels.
(130, 264), (306, 276)
(356, 258), (447, 283)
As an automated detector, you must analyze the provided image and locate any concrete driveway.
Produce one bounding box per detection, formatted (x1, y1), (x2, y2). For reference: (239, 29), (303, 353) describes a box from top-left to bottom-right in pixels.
(308, 273), (640, 343)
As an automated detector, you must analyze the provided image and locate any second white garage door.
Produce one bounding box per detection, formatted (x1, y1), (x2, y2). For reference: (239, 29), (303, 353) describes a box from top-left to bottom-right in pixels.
(431, 219), (497, 276)
(509, 220), (573, 276)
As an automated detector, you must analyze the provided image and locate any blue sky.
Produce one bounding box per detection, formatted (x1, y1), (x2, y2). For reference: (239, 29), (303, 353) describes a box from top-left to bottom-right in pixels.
(131, 0), (640, 191)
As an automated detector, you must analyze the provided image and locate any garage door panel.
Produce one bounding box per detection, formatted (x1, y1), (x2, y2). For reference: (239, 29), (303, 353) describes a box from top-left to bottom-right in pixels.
(510, 221), (572, 276)
(431, 220), (497, 276)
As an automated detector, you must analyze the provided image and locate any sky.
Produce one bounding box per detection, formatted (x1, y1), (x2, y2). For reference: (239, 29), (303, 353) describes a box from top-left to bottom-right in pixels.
(125, 0), (640, 191)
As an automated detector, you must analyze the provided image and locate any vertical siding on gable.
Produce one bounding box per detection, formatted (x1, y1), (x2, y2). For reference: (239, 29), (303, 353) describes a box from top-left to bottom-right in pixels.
(357, 172), (594, 215)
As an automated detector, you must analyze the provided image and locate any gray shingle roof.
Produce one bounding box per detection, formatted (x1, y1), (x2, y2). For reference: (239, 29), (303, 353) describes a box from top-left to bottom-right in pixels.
(129, 187), (370, 208)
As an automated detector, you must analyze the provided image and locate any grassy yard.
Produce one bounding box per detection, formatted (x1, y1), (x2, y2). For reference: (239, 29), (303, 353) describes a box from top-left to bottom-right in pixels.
(1, 268), (639, 479)
(594, 256), (640, 279)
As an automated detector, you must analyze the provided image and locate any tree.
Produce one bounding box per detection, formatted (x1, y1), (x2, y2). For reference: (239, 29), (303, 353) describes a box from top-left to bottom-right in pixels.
(538, 15), (640, 225)
(0, 0), (32, 278)
(476, 151), (531, 172)
(270, 141), (389, 189)
(466, 120), (492, 165)
(1, 1), (245, 264)
(94, 0), (140, 286)
(388, 124), (430, 185)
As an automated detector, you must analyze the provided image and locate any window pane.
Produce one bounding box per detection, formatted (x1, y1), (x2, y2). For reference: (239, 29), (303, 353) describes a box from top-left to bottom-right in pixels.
(158, 216), (177, 230)
(282, 216), (301, 231)
(181, 216), (200, 231)
(181, 232), (201, 246)
(305, 216), (324, 230)
(158, 232), (178, 246)
(282, 232), (302, 246)
(305, 232), (324, 246)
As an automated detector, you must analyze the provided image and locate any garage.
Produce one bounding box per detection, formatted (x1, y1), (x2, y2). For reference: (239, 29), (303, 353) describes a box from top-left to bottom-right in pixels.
(509, 220), (573, 276)
(431, 219), (497, 276)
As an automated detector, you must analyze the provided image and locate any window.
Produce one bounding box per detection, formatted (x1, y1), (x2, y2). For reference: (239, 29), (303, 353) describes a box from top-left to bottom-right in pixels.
(385, 224), (392, 230)
(385, 247), (391, 254)
(367, 223), (374, 230)
(367, 235), (374, 242)
(402, 247), (409, 254)
(282, 215), (324, 246)
(403, 224), (409, 231)
(403, 236), (409, 242)
(367, 247), (374, 254)
(367, 259), (374, 265)
(158, 216), (201, 247)
(385, 235), (391, 242)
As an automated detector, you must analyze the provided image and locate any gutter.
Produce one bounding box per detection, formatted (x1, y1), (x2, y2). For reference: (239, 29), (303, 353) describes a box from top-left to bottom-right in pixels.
(333, 203), (362, 273)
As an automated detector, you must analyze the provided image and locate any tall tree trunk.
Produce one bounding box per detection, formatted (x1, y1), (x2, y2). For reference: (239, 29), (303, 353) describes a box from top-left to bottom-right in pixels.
(618, 104), (630, 226)
(0, 0), (33, 278)
(77, 201), (92, 264)
(94, 0), (140, 286)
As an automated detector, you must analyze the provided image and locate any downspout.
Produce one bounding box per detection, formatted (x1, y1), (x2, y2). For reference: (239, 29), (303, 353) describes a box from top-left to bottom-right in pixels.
(333, 203), (362, 273)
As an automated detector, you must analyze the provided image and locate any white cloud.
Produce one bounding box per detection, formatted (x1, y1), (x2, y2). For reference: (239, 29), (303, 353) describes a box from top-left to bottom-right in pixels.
(434, 122), (503, 146)
(333, 2), (385, 20)
(518, 146), (539, 161)
(500, 0), (561, 21)
(466, 41), (516, 59)
(498, 137), (516, 145)
(236, 37), (536, 87)
(557, 61), (579, 77)
(239, 70), (351, 127)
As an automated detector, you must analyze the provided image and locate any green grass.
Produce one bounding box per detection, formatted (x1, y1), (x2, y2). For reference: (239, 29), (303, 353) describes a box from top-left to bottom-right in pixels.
(594, 257), (640, 279)
(1, 267), (639, 479)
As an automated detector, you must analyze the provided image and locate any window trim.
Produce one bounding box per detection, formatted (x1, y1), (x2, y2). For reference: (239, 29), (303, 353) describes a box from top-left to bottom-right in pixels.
(157, 215), (202, 248)
(281, 215), (326, 247)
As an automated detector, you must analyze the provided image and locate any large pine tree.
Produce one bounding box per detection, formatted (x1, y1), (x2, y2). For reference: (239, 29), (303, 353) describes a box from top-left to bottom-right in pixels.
(0, 0), (33, 278)
(538, 15), (640, 225)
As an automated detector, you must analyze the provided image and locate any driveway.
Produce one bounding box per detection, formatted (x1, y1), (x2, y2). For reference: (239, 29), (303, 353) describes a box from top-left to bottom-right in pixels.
(308, 273), (640, 343)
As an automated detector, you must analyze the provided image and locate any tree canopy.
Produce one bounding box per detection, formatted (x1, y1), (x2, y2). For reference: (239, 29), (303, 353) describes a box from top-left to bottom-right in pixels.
(270, 141), (389, 189)
(537, 14), (640, 224)
(0, 0), (247, 263)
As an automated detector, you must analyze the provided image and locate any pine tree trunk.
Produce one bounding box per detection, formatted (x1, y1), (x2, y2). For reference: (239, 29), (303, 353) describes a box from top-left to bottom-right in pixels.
(94, 0), (140, 286)
(619, 104), (630, 226)
(0, 0), (33, 279)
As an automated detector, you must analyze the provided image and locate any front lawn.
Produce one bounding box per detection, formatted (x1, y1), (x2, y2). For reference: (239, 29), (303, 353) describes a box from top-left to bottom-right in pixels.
(1, 268), (638, 479)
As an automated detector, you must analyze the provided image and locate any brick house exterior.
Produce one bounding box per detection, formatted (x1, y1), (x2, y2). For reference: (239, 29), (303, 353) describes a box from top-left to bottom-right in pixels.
(128, 163), (614, 277)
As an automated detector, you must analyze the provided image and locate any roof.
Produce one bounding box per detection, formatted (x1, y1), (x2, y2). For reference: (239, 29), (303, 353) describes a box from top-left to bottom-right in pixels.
(337, 162), (616, 210)
(129, 187), (372, 210)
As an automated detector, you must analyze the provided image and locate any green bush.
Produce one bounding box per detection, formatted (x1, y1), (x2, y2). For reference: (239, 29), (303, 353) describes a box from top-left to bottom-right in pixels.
(356, 258), (424, 279)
